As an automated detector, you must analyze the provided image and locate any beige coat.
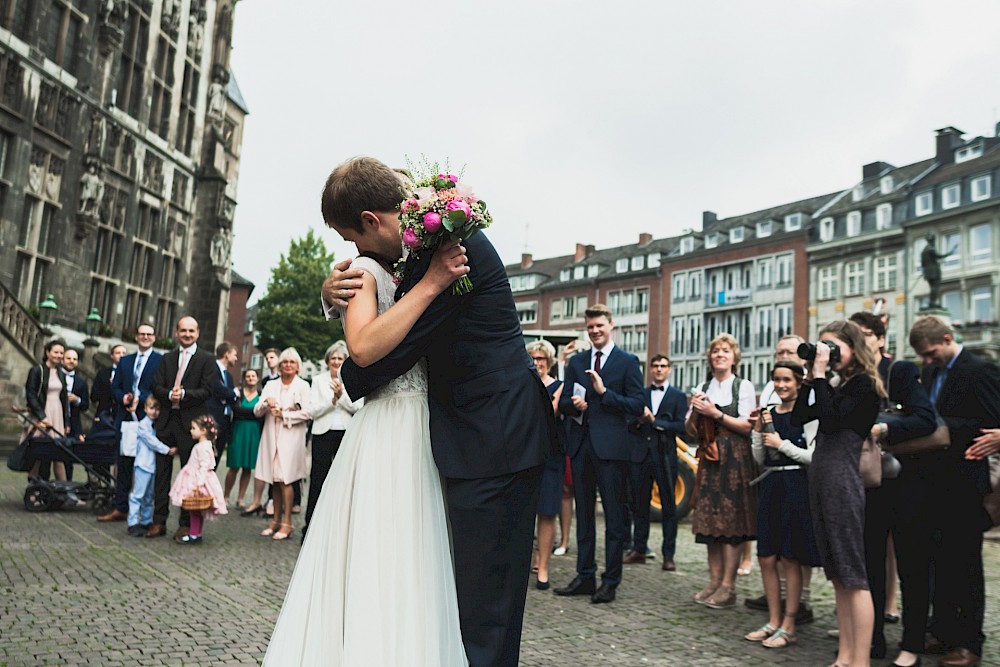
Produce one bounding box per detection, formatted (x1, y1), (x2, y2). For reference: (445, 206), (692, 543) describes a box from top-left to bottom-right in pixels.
(254, 376), (311, 484)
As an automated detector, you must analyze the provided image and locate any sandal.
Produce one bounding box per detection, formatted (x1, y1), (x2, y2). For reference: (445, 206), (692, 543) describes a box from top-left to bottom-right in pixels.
(704, 585), (736, 609)
(744, 623), (777, 642)
(737, 562), (753, 576)
(693, 584), (719, 604)
(762, 627), (797, 649)
(261, 521), (279, 537)
(272, 523), (293, 541)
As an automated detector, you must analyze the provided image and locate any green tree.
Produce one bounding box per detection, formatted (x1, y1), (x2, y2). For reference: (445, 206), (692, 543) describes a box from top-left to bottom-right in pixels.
(255, 229), (343, 363)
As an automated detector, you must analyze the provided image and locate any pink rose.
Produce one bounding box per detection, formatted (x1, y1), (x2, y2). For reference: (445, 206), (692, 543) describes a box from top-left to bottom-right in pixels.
(402, 228), (421, 249)
(455, 182), (477, 202)
(447, 174), (458, 183)
(423, 211), (442, 233)
(445, 199), (472, 219)
(403, 198), (419, 211)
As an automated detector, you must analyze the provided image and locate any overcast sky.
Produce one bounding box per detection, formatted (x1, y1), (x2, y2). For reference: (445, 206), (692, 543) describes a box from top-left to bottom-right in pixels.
(228, 0), (1000, 302)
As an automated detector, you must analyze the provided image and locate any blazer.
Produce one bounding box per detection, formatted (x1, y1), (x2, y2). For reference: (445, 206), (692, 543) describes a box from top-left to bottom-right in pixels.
(151, 346), (217, 432)
(558, 346), (645, 461)
(628, 384), (687, 464)
(24, 364), (69, 426)
(64, 373), (89, 437)
(112, 350), (163, 423)
(90, 366), (116, 417)
(340, 232), (559, 479)
(878, 356), (936, 447)
(922, 348), (1000, 496)
(309, 372), (363, 435)
(206, 362), (237, 430)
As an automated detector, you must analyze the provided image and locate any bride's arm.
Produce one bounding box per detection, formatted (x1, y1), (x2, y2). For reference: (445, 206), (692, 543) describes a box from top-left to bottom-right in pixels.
(344, 244), (469, 368)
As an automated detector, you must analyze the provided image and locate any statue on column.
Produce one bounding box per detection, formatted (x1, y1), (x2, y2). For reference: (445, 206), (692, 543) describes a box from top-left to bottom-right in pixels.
(920, 233), (954, 310)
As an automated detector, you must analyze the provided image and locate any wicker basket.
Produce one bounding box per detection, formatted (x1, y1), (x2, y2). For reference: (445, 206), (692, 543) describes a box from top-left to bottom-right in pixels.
(181, 491), (214, 511)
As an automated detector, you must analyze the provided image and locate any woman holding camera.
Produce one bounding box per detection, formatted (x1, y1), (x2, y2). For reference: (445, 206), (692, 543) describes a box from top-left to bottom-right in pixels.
(795, 320), (884, 667)
(685, 333), (757, 610)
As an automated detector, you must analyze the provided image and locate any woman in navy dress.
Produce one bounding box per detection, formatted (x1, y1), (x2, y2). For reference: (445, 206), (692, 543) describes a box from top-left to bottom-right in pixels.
(528, 340), (564, 590)
(794, 320), (883, 667)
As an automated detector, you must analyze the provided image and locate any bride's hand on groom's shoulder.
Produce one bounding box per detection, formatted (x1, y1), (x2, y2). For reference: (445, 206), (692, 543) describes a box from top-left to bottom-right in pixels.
(422, 242), (469, 293)
(322, 258), (365, 309)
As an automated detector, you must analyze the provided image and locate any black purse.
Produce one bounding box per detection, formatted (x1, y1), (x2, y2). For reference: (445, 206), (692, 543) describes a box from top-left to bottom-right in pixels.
(7, 439), (32, 472)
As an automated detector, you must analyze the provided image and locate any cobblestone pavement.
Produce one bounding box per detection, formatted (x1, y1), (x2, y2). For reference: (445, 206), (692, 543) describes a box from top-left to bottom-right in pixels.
(2, 464), (1000, 666)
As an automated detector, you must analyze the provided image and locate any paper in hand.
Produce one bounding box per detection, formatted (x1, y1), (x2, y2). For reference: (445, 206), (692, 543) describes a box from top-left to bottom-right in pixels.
(572, 382), (587, 425)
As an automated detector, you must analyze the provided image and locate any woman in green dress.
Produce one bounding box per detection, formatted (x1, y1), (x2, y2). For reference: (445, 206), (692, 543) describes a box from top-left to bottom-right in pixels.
(224, 369), (263, 508)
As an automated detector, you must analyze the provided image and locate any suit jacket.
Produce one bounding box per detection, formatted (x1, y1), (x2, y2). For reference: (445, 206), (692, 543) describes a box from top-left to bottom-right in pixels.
(64, 373), (89, 437)
(112, 350), (163, 424)
(558, 346), (645, 461)
(90, 366), (116, 417)
(340, 232), (558, 479)
(922, 348), (1000, 496)
(24, 364), (69, 426)
(629, 384), (687, 464)
(207, 362), (237, 441)
(151, 346), (217, 432)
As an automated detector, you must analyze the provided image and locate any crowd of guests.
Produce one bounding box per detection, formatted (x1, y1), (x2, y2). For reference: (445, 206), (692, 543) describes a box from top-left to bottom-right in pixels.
(19, 315), (363, 547)
(531, 304), (998, 667)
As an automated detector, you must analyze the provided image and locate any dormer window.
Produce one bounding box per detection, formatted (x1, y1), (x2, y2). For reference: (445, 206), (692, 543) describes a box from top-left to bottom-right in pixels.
(573, 265), (584, 280)
(955, 143), (984, 164)
(705, 232), (719, 249)
(915, 191), (933, 216)
(679, 237), (694, 254)
(972, 175), (991, 202)
(647, 251), (661, 267)
(615, 258), (629, 273)
(942, 184), (960, 210)
(631, 256), (644, 270)
(819, 217), (835, 242)
(876, 203), (892, 230)
(846, 211), (861, 237)
(784, 213), (802, 231)
(756, 220), (772, 238)
(880, 176), (894, 195)
(852, 184), (865, 202)
(559, 268), (571, 281)
(586, 264), (599, 278)
(729, 227), (744, 243)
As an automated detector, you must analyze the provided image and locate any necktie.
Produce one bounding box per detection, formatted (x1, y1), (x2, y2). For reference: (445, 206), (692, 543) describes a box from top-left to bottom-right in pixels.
(651, 385), (664, 391)
(133, 354), (145, 396)
(110, 366), (116, 384)
(172, 349), (189, 408)
(594, 350), (602, 374)
(930, 367), (947, 404)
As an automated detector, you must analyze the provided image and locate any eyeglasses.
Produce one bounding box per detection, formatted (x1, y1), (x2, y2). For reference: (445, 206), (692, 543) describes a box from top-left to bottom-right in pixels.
(530, 356), (548, 362)
(136, 332), (155, 337)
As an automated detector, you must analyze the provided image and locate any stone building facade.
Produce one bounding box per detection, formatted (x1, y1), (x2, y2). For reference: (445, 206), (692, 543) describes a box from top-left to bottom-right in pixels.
(0, 0), (246, 348)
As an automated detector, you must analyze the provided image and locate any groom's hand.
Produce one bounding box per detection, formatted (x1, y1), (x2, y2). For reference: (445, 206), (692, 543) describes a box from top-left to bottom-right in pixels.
(322, 258), (365, 309)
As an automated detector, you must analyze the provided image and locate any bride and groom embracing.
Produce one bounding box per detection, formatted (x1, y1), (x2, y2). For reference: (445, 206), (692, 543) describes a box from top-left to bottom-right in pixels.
(261, 157), (559, 667)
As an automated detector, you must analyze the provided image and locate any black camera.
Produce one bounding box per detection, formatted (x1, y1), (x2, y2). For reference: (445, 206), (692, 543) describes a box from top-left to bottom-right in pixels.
(797, 340), (841, 365)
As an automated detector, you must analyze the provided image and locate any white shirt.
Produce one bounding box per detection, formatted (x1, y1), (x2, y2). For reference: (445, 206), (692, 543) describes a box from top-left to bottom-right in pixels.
(309, 371), (363, 435)
(590, 340), (616, 371)
(703, 375), (756, 420)
(650, 381), (670, 414)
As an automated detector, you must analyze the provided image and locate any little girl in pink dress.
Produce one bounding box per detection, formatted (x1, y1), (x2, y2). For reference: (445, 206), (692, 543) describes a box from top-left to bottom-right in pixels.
(169, 415), (227, 544)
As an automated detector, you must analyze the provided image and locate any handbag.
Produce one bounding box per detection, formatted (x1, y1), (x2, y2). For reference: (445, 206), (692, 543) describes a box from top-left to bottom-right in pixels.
(860, 437), (884, 489)
(120, 414), (139, 457)
(7, 438), (32, 472)
(878, 360), (951, 456)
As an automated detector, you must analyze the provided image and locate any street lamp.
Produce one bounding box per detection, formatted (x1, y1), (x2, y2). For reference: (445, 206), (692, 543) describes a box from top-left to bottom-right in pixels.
(84, 307), (103, 338)
(38, 294), (58, 326)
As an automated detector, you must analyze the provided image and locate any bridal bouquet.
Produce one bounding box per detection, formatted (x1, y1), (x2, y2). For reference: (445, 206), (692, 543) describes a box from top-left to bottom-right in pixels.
(396, 168), (493, 295)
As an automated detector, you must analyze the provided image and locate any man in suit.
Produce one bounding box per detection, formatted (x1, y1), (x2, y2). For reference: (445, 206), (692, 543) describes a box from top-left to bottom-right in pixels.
(910, 315), (1000, 667)
(554, 304), (645, 603)
(148, 316), (217, 541)
(624, 354), (686, 571)
(207, 342), (238, 462)
(98, 325), (162, 522)
(323, 156), (558, 667)
(62, 348), (89, 440)
(91, 344), (126, 417)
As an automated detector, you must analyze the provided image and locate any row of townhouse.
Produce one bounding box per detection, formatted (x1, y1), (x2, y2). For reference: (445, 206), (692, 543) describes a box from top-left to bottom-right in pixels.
(506, 124), (1000, 390)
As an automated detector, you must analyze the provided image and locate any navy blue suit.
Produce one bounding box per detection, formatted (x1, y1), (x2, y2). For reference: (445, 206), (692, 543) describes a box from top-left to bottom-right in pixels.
(341, 232), (557, 667)
(559, 345), (644, 587)
(64, 373), (89, 438)
(628, 384), (687, 559)
(109, 350), (163, 513)
(207, 362), (237, 460)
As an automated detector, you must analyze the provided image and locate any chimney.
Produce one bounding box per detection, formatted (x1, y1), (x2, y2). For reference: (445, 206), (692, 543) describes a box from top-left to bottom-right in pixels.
(520, 253), (532, 269)
(585, 244), (596, 258)
(703, 211), (718, 230)
(862, 161), (893, 180)
(574, 243), (587, 262)
(935, 126), (964, 164)
(638, 232), (653, 246)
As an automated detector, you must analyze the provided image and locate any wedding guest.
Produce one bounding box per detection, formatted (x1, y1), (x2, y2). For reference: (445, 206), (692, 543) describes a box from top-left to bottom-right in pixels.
(304, 341), (362, 537)
(23, 339), (71, 486)
(127, 396), (177, 537)
(555, 304), (645, 604)
(625, 354), (686, 571)
(91, 344), (126, 417)
(745, 361), (820, 649)
(685, 333), (757, 609)
(795, 320), (883, 667)
(260, 346), (302, 514)
(527, 340), (564, 590)
(169, 415), (228, 544)
(254, 347), (311, 541)
(100, 324), (162, 522)
(226, 369), (263, 510)
(850, 311), (936, 662)
(554, 341), (580, 556)
(207, 342), (239, 462)
(910, 316), (1000, 667)
(62, 349), (89, 442)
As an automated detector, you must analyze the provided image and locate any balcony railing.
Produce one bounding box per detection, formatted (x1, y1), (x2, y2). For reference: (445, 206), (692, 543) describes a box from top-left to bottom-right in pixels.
(0, 281), (45, 360)
(705, 288), (753, 308)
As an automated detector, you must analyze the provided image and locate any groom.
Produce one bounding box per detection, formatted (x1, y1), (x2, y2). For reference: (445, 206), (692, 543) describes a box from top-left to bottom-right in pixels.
(321, 157), (559, 667)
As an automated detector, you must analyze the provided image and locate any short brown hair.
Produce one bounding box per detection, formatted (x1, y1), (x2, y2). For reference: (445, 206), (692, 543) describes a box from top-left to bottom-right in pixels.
(215, 342), (236, 359)
(849, 311), (886, 339)
(584, 303), (614, 321)
(320, 157), (405, 234)
(909, 315), (953, 348)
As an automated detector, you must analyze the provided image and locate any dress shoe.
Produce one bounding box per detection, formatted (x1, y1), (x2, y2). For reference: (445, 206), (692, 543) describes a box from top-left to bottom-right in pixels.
(622, 550), (646, 564)
(97, 509), (127, 522)
(145, 524), (166, 538)
(938, 648), (980, 667)
(535, 578), (550, 591)
(127, 525), (146, 537)
(885, 612), (901, 624)
(661, 559), (676, 571)
(554, 576), (596, 596)
(173, 526), (190, 543)
(591, 583), (616, 603)
(924, 637), (949, 655)
(552, 546), (568, 556)
(744, 593), (770, 611)
(177, 534), (202, 545)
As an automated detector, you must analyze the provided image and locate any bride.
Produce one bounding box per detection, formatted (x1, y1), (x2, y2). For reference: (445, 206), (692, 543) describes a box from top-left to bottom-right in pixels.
(261, 234), (471, 665)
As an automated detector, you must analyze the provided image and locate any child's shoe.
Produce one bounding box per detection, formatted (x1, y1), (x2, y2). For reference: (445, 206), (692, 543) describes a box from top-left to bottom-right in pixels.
(127, 525), (146, 537)
(177, 534), (202, 545)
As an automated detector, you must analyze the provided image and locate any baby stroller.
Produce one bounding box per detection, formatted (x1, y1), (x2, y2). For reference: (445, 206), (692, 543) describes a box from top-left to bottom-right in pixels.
(12, 406), (117, 514)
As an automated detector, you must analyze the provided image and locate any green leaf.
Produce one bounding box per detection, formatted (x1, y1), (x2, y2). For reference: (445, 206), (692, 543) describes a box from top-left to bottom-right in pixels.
(447, 209), (468, 224)
(442, 216), (454, 232)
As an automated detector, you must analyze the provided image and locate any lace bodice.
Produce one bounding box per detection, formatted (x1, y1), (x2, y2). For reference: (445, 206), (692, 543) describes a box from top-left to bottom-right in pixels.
(341, 256), (428, 400)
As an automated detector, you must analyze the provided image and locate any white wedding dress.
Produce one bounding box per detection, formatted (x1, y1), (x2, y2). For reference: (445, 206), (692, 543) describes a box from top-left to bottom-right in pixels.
(261, 258), (468, 666)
